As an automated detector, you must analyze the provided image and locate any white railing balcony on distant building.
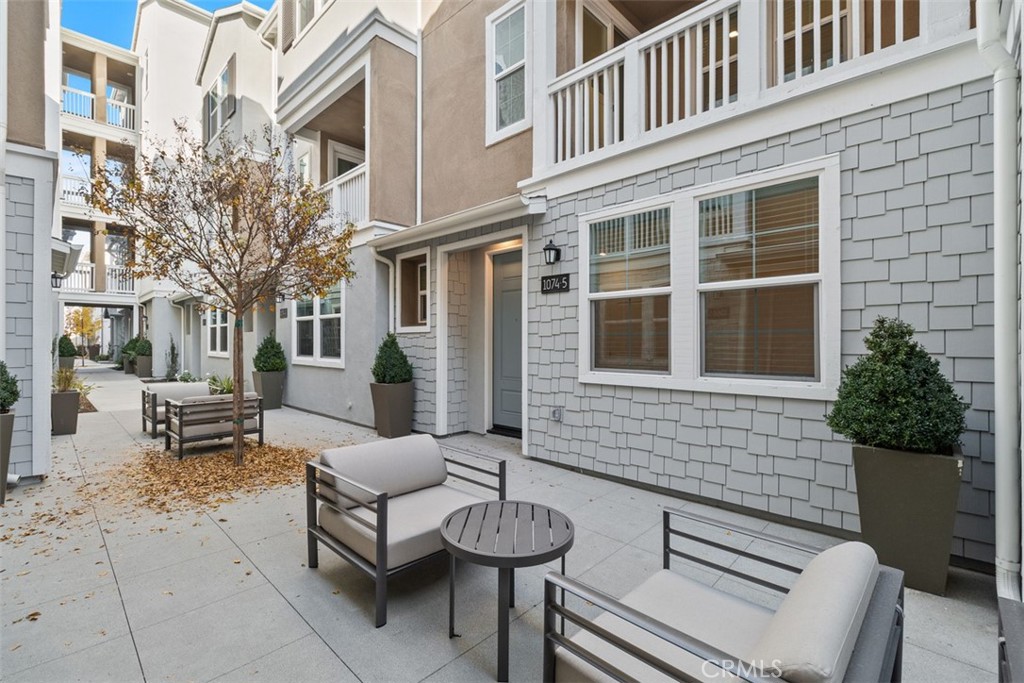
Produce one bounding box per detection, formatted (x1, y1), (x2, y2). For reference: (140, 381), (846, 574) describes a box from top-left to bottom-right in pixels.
(61, 86), (94, 120)
(321, 163), (368, 228)
(106, 266), (135, 294)
(106, 101), (136, 131)
(547, 0), (940, 167)
(61, 175), (91, 207)
(63, 263), (95, 292)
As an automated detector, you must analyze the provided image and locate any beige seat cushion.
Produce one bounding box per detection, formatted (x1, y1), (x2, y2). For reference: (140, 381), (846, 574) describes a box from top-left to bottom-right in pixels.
(556, 569), (774, 683)
(747, 542), (879, 683)
(319, 434), (448, 506)
(170, 418), (258, 439)
(180, 392), (258, 405)
(318, 484), (485, 569)
(147, 383), (208, 404)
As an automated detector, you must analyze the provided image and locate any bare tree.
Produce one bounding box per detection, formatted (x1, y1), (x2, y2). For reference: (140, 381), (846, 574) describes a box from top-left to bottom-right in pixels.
(90, 123), (354, 465)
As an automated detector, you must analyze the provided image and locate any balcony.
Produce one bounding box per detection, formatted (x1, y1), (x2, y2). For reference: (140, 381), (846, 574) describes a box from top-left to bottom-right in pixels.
(321, 163), (368, 228)
(61, 86), (137, 132)
(61, 263), (135, 295)
(545, 0), (971, 168)
(61, 175), (90, 207)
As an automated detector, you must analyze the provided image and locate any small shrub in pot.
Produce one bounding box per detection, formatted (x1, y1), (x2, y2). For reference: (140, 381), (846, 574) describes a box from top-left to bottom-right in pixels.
(369, 333), (414, 438)
(58, 335), (77, 369)
(252, 334), (286, 409)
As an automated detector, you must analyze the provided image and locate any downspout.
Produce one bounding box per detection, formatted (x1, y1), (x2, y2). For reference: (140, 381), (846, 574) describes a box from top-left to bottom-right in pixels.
(370, 246), (395, 333)
(0, 0), (9, 356)
(168, 299), (187, 375)
(978, 0), (1022, 601)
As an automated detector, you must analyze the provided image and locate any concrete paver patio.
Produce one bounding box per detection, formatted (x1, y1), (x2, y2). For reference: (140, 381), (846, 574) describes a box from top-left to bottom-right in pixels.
(1, 366), (999, 682)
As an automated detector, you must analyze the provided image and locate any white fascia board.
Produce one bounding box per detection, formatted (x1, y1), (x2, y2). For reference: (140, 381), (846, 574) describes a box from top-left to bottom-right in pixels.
(61, 28), (140, 64)
(368, 194), (547, 250)
(523, 35), (987, 200)
(133, 0), (212, 53)
(195, 3), (268, 86)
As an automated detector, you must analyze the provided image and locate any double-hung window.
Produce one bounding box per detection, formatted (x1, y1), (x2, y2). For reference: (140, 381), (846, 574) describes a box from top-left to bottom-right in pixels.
(397, 249), (430, 332)
(579, 156), (840, 398)
(208, 308), (229, 356)
(297, 0), (315, 33)
(293, 282), (344, 365)
(486, 1), (529, 144)
(204, 60), (234, 142)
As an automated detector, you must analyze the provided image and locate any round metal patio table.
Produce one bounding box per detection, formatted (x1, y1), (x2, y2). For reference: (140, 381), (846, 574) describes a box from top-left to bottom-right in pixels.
(441, 500), (574, 682)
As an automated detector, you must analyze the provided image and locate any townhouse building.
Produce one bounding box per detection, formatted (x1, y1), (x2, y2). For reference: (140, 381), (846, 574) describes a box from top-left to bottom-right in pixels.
(3, 0), (64, 480)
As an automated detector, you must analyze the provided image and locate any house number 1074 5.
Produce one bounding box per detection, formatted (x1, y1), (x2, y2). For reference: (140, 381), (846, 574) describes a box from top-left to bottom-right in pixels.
(541, 274), (571, 294)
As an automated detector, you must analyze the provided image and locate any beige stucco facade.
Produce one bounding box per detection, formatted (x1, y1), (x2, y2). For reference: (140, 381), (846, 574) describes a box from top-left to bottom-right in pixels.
(7, 0), (47, 149)
(368, 37), (416, 227)
(420, 0), (533, 222)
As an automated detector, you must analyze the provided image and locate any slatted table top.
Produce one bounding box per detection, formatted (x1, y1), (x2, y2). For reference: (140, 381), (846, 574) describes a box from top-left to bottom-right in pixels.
(440, 500), (574, 568)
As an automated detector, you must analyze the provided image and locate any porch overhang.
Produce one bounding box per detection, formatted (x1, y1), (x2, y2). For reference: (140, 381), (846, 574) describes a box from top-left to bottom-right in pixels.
(50, 237), (83, 278)
(368, 194), (547, 250)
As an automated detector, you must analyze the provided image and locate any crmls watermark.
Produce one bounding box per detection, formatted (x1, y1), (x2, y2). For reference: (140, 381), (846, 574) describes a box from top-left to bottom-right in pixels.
(701, 659), (783, 679)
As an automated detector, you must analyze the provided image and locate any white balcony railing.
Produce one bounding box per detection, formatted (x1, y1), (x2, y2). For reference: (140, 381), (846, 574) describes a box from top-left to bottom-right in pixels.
(61, 175), (91, 207)
(63, 263), (95, 292)
(106, 266), (135, 294)
(61, 86), (95, 120)
(106, 101), (136, 131)
(549, 0), (923, 165)
(321, 163), (367, 227)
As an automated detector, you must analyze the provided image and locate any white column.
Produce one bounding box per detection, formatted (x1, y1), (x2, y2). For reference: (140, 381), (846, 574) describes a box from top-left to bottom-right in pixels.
(530, 0), (558, 176)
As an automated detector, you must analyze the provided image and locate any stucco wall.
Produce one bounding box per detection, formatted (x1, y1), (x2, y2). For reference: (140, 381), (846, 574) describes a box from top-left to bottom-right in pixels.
(528, 79), (996, 563)
(368, 38), (417, 227)
(5, 177), (36, 476)
(276, 244), (388, 427)
(7, 0), (46, 149)
(420, 0), (533, 221)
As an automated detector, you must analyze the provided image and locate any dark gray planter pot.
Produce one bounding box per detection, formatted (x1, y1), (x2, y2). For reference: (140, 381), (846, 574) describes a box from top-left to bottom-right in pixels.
(0, 412), (13, 505)
(853, 445), (963, 595)
(370, 382), (413, 438)
(253, 371), (284, 410)
(136, 355), (153, 378)
(58, 357), (75, 370)
(123, 359), (135, 374)
(51, 391), (80, 436)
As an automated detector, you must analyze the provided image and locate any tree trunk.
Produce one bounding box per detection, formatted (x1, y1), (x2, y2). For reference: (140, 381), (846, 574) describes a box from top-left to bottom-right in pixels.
(233, 316), (245, 466)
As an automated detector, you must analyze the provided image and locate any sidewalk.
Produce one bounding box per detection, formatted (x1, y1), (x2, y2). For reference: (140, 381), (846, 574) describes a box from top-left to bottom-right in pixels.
(0, 366), (998, 682)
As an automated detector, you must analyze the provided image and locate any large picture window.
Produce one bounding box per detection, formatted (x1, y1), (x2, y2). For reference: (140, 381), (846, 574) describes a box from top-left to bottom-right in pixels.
(293, 282), (344, 365)
(486, 1), (530, 144)
(579, 157), (840, 399)
(208, 308), (228, 356)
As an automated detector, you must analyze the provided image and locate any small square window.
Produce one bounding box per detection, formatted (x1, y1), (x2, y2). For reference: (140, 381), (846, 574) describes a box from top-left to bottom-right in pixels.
(399, 251), (429, 330)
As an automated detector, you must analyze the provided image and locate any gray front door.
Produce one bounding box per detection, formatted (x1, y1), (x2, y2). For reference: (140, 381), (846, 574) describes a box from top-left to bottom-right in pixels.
(492, 251), (522, 431)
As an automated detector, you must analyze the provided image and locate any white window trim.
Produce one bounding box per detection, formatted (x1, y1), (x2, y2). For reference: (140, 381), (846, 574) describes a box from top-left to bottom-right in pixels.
(574, 0), (639, 67)
(577, 155), (841, 400)
(206, 61), (232, 141)
(396, 247), (431, 334)
(207, 308), (229, 358)
(484, 0), (531, 147)
(290, 286), (346, 368)
(327, 140), (366, 181)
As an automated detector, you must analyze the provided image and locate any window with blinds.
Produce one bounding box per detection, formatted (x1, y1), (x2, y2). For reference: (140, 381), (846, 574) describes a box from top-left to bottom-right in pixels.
(589, 207), (671, 372)
(698, 177), (820, 380)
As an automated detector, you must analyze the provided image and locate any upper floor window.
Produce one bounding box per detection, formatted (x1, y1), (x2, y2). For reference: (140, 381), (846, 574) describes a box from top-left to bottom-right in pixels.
(297, 0), (315, 33)
(204, 59), (235, 142)
(208, 308), (229, 356)
(293, 282), (344, 366)
(485, 1), (530, 145)
(579, 156), (841, 400)
(397, 249), (430, 332)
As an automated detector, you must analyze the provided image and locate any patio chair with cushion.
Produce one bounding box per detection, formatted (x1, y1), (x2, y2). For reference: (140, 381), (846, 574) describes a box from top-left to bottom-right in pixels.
(305, 433), (506, 627)
(543, 508), (904, 683)
(142, 382), (211, 438)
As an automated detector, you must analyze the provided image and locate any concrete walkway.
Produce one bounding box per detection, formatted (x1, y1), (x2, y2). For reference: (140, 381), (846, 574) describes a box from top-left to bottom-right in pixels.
(1, 366), (998, 682)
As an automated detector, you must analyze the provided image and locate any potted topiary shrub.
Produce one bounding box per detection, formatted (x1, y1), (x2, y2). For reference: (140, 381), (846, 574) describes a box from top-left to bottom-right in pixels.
(135, 338), (153, 378)
(0, 361), (20, 505)
(58, 335), (77, 370)
(252, 333), (286, 410)
(826, 317), (968, 595)
(121, 336), (139, 374)
(52, 367), (81, 436)
(369, 332), (414, 438)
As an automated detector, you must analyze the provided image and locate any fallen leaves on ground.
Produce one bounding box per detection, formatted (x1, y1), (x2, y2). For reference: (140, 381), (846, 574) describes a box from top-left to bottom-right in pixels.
(76, 442), (319, 514)
(26, 612), (41, 622)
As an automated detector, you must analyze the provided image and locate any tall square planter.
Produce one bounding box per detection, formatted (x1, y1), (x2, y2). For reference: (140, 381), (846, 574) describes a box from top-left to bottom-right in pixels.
(370, 382), (413, 438)
(58, 357), (75, 370)
(51, 391), (80, 436)
(252, 371), (284, 410)
(853, 445), (963, 595)
(136, 355), (153, 378)
(0, 412), (12, 505)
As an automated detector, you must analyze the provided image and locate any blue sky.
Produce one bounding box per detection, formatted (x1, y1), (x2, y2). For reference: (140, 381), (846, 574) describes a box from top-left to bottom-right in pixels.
(62, 0), (275, 49)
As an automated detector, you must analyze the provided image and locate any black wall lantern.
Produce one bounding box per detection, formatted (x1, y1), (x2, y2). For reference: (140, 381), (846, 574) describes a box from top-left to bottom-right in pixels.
(50, 272), (65, 289)
(543, 240), (562, 265)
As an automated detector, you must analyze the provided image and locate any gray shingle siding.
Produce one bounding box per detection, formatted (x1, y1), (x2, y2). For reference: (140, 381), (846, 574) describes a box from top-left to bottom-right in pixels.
(5, 177), (35, 476)
(528, 79), (995, 563)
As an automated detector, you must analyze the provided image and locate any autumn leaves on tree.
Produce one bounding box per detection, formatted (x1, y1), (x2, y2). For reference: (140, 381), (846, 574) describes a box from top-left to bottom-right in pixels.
(90, 123), (355, 465)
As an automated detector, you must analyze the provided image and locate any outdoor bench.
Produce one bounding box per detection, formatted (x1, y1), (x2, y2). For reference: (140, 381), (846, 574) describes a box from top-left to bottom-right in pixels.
(142, 382), (210, 438)
(305, 433), (506, 627)
(543, 507), (904, 683)
(164, 392), (263, 459)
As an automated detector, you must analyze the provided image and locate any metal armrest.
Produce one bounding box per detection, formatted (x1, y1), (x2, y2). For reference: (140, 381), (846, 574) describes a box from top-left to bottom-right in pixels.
(304, 460), (385, 535)
(440, 445), (507, 499)
(543, 572), (776, 683)
(663, 507), (819, 594)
